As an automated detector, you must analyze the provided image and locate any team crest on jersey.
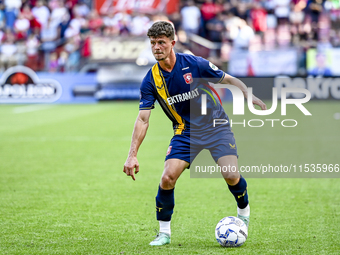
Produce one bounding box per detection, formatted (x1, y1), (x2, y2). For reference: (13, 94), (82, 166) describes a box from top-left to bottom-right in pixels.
(183, 73), (193, 84)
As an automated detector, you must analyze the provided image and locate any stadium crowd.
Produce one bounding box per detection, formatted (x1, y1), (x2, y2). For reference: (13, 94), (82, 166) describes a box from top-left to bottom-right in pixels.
(0, 0), (339, 72)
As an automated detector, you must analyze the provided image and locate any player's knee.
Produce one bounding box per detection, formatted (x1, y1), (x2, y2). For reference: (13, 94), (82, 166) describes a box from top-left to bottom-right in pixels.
(160, 174), (177, 189)
(223, 171), (240, 185)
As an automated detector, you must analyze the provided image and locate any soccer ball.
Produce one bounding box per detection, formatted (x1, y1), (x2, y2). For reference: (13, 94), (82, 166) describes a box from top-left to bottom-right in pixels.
(215, 216), (248, 247)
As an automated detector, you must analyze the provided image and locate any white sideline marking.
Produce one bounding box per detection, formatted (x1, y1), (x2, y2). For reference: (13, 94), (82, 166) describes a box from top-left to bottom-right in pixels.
(13, 105), (56, 114)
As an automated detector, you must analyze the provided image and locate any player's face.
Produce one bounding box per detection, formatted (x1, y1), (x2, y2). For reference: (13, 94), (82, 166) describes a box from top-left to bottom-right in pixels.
(150, 36), (174, 61)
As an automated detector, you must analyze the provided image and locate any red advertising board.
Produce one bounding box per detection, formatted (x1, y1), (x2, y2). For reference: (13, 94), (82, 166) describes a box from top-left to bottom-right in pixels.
(94, 0), (179, 15)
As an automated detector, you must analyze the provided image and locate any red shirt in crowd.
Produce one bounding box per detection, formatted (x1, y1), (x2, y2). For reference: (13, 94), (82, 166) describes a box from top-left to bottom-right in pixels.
(250, 7), (267, 32)
(201, 2), (218, 21)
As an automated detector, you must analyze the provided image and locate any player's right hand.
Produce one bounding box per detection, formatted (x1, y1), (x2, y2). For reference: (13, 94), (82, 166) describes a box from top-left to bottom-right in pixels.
(123, 156), (140, 181)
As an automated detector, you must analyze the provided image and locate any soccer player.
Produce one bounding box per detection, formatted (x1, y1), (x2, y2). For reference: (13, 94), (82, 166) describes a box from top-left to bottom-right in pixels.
(123, 21), (267, 246)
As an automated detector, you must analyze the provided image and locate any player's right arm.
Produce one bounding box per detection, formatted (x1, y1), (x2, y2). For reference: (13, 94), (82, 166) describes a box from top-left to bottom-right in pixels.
(123, 109), (151, 181)
(124, 72), (155, 180)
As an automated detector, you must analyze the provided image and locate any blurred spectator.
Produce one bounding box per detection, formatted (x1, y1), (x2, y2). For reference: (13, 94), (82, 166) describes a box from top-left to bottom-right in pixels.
(103, 12), (119, 36)
(206, 12), (225, 42)
(263, 28), (276, 49)
(264, 0), (278, 29)
(32, 0), (50, 29)
(0, 0), (337, 74)
(250, 1), (267, 34)
(64, 24), (77, 38)
(81, 35), (91, 58)
(114, 11), (131, 35)
(48, 0), (59, 10)
(65, 0), (78, 10)
(4, 0), (22, 30)
(233, 19), (255, 49)
(307, 0), (324, 23)
(150, 13), (169, 22)
(290, 0), (307, 44)
(224, 13), (241, 41)
(40, 17), (59, 70)
(14, 13), (30, 40)
(0, 28), (4, 42)
(58, 12), (70, 40)
(169, 11), (181, 32)
(329, 1), (340, 27)
(181, 0), (201, 34)
(0, 3), (5, 29)
(330, 30), (340, 46)
(215, 0), (225, 13)
(299, 15), (318, 48)
(201, 0), (218, 37)
(273, 0), (291, 25)
(290, 0), (307, 24)
(201, 0), (218, 22)
(88, 10), (103, 34)
(277, 24), (291, 47)
(73, 1), (90, 18)
(2, 27), (12, 42)
(0, 35), (18, 70)
(130, 13), (150, 36)
(64, 36), (80, 72)
(21, 4), (37, 30)
(49, 51), (58, 72)
(328, 0), (340, 46)
(58, 50), (68, 72)
(50, 0), (68, 28)
(25, 33), (40, 71)
(230, 2), (249, 21)
(65, 13), (88, 38)
(40, 18), (59, 49)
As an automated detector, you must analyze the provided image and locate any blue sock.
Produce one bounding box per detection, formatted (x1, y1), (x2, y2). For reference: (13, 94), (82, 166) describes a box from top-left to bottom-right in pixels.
(155, 185), (175, 221)
(228, 176), (249, 209)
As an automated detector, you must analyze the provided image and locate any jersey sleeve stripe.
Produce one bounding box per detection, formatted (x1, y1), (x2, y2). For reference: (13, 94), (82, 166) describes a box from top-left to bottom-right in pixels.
(140, 106), (154, 110)
(217, 72), (226, 84)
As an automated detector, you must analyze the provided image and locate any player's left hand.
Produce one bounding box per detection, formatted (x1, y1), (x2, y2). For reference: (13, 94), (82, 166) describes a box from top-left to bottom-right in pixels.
(252, 95), (267, 110)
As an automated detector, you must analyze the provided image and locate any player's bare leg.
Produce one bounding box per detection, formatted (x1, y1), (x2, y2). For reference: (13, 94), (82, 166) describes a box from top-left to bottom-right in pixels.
(217, 155), (250, 228)
(149, 158), (189, 246)
(160, 158), (189, 189)
(218, 155), (240, 184)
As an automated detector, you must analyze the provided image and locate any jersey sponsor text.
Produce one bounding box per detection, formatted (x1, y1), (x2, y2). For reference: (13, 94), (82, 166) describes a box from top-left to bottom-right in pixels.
(166, 88), (199, 105)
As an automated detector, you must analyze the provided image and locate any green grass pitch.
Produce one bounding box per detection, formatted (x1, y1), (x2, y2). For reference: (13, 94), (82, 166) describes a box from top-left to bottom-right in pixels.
(0, 101), (339, 254)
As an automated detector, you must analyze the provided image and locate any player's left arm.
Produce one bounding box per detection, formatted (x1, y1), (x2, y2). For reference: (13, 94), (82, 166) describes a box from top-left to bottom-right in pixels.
(221, 73), (267, 110)
(196, 56), (266, 110)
